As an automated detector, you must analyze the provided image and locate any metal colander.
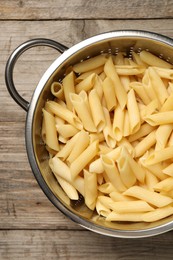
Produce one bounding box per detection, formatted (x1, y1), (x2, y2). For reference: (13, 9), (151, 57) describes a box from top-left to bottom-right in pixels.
(5, 30), (173, 238)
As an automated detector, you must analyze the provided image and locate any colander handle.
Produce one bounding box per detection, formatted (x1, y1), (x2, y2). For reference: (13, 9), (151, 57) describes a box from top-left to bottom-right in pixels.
(5, 38), (68, 111)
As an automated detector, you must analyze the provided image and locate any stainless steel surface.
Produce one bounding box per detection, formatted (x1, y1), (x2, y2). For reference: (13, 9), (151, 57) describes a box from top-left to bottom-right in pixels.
(6, 30), (173, 238)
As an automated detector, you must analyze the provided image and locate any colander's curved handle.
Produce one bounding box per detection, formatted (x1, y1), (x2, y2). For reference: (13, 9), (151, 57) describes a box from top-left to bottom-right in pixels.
(5, 38), (68, 111)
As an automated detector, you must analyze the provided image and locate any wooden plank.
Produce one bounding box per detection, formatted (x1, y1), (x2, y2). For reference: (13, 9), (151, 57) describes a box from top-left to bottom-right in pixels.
(1, 230), (173, 260)
(0, 0), (173, 20)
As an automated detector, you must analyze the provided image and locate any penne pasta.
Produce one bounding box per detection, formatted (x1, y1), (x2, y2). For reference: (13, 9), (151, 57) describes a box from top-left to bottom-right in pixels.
(84, 170), (98, 210)
(62, 71), (75, 111)
(102, 77), (117, 111)
(142, 206), (173, 222)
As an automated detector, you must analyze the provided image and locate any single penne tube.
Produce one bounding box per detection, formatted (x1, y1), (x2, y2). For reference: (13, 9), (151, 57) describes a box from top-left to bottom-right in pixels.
(123, 109), (131, 137)
(139, 50), (173, 69)
(70, 93), (96, 132)
(98, 195), (115, 209)
(51, 81), (64, 100)
(93, 74), (103, 99)
(49, 156), (71, 183)
(56, 175), (79, 200)
(102, 77), (117, 111)
(119, 75), (131, 92)
(73, 176), (85, 197)
(113, 105), (124, 141)
(130, 82), (151, 105)
(41, 116), (46, 143)
(115, 65), (145, 75)
(75, 66), (104, 83)
(117, 155), (136, 188)
(144, 111), (173, 126)
(145, 170), (159, 191)
(154, 177), (173, 192)
(98, 182), (116, 194)
(109, 200), (154, 213)
(110, 191), (135, 202)
(123, 185), (173, 207)
(155, 124), (173, 150)
(152, 67), (173, 80)
(127, 89), (141, 134)
(139, 99), (159, 120)
(96, 199), (111, 217)
(148, 67), (168, 105)
(142, 206), (173, 222)
(134, 129), (156, 158)
(42, 109), (59, 151)
(56, 124), (79, 139)
(89, 146), (122, 173)
(128, 123), (154, 142)
(120, 147), (145, 183)
(73, 54), (107, 73)
(106, 211), (143, 222)
(160, 92), (173, 112)
(163, 163), (173, 177)
(103, 107), (116, 148)
(145, 146), (173, 165)
(56, 132), (80, 160)
(70, 140), (99, 179)
(67, 130), (90, 163)
(46, 101), (82, 130)
(75, 73), (96, 93)
(84, 170), (98, 210)
(132, 51), (148, 66)
(101, 155), (127, 192)
(88, 89), (106, 132)
(62, 71), (75, 111)
(104, 57), (127, 109)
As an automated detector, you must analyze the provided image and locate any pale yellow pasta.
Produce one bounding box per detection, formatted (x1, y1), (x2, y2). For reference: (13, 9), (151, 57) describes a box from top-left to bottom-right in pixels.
(153, 67), (173, 80)
(115, 65), (145, 75)
(101, 155), (126, 192)
(102, 77), (117, 111)
(89, 132), (105, 143)
(132, 52), (148, 66)
(70, 140), (99, 179)
(75, 73), (96, 93)
(70, 92), (96, 132)
(124, 186), (173, 207)
(56, 175), (79, 200)
(113, 52), (124, 65)
(93, 75), (103, 99)
(127, 89), (141, 134)
(130, 82), (151, 105)
(104, 57), (127, 109)
(41, 116), (46, 143)
(73, 176), (85, 197)
(144, 111), (173, 126)
(56, 124), (79, 139)
(103, 107), (116, 149)
(117, 137), (135, 157)
(140, 50), (173, 69)
(145, 170), (159, 191)
(97, 174), (104, 185)
(97, 195), (115, 209)
(119, 75), (131, 92)
(99, 143), (113, 155)
(51, 81), (64, 100)
(84, 170), (98, 210)
(160, 92), (173, 112)
(106, 212), (143, 222)
(134, 129), (156, 158)
(73, 54), (107, 73)
(113, 105), (124, 141)
(98, 182), (116, 194)
(49, 156), (71, 182)
(148, 67), (168, 105)
(42, 109), (59, 151)
(109, 200), (154, 213)
(46, 101), (82, 130)
(154, 177), (173, 192)
(75, 66), (104, 83)
(128, 123), (154, 142)
(62, 71), (75, 111)
(123, 109), (131, 137)
(56, 132), (80, 160)
(88, 89), (105, 132)
(139, 99), (159, 120)
(145, 146), (173, 165)
(96, 200), (111, 218)
(67, 130), (90, 163)
(117, 155), (136, 188)
(163, 163), (173, 177)
(142, 206), (173, 222)
(155, 124), (173, 150)
(110, 191), (135, 202)
(99, 71), (106, 81)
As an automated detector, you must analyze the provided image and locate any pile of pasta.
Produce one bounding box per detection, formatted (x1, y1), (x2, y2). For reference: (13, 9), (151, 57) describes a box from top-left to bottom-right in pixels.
(42, 49), (173, 223)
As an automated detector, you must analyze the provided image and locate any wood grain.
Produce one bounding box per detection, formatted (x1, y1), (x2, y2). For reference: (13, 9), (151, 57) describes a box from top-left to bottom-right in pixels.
(0, 0), (172, 20)
(1, 230), (173, 260)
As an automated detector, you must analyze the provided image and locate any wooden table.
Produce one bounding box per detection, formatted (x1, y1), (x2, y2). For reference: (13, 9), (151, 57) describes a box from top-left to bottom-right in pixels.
(1, 1), (173, 259)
